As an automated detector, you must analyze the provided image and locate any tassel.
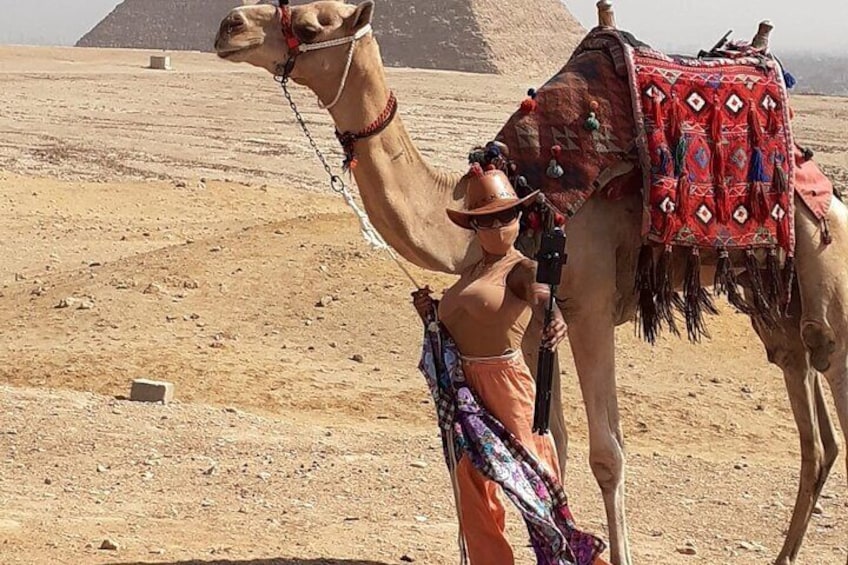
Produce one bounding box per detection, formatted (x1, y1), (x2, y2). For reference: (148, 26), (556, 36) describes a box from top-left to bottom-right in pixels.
(674, 134), (689, 178)
(782, 256), (795, 316)
(635, 245), (659, 344)
(745, 249), (775, 327)
(660, 211), (678, 244)
(711, 99), (729, 224)
(658, 147), (673, 177)
(773, 162), (788, 194)
(669, 96), (684, 147)
(777, 193), (791, 252)
(749, 179), (769, 224)
(683, 247), (717, 342)
(714, 248), (750, 314)
(714, 181), (729, 225)
(676, 174), (692, 220)
(655, 245), (681, 337)
(765, 248), (782, 310)
(748, 147), (769, 184)
(651, 93), (665, 130)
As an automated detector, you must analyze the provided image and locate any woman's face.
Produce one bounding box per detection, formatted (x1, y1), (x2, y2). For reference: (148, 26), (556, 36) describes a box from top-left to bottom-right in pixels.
(472, 208), (521, 255)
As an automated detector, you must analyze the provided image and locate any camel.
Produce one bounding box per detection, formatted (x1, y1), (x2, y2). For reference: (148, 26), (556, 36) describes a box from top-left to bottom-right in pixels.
(214, 2), (848, 564)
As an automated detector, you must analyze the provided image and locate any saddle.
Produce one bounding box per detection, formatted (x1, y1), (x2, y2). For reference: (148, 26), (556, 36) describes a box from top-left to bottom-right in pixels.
(495, 26), (835, 342)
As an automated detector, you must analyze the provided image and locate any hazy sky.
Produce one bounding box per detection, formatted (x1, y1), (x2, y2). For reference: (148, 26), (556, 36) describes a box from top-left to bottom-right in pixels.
(0, 0), (843, 54)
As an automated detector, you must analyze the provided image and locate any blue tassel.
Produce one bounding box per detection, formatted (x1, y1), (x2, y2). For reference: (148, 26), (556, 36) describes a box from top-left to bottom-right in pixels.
(783, 70), (797, 89)
(748, 147), (769, 183)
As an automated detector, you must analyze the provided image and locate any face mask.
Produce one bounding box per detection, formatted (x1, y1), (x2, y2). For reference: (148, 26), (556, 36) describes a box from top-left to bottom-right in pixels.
(476, 219), (519, 255)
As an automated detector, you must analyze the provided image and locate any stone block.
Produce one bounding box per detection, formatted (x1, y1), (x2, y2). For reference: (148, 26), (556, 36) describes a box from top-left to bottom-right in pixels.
(130, 379), (174, 404)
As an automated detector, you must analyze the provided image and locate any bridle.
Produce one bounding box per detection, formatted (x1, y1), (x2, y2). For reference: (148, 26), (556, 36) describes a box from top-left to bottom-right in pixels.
(270, 0), (398, 179)
(275, 0), (373, 110)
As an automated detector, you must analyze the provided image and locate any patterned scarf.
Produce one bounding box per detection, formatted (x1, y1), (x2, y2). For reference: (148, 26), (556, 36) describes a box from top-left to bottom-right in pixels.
(418, 322), (605, 565)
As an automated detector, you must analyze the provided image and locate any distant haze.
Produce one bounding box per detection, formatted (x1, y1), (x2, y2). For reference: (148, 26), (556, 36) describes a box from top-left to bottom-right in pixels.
(0, 0), (845, 54)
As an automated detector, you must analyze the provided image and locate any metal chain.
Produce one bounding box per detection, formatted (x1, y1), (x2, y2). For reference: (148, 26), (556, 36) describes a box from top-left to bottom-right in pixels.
(274, 73), (346, 194)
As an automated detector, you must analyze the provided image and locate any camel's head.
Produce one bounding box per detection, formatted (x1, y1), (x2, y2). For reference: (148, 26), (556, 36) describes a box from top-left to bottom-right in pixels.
(215, 1), (376, 83)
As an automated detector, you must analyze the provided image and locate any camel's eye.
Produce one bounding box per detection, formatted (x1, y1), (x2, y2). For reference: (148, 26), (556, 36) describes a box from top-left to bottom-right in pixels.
(295, 23), (321, 43)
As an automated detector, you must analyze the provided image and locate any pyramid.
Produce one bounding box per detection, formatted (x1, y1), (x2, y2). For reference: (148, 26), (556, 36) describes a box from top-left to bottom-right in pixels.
(76, 0), (586, 77)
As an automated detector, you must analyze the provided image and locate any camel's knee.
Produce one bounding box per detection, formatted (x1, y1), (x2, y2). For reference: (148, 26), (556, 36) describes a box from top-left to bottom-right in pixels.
(802, 321), (837, 373)
(589, 442), (624, 491)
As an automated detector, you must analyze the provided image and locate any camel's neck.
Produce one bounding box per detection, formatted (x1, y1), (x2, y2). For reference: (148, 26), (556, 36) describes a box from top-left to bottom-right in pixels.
(311, 40), (478, 275)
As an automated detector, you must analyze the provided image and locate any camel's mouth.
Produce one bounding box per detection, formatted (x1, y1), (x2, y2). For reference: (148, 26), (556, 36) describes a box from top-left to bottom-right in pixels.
(215, 42), (261, 60)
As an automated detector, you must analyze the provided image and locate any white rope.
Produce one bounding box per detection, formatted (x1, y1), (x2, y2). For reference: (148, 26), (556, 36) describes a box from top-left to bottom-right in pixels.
(301, 24), (373, 111)
(338, 184), (421, 289)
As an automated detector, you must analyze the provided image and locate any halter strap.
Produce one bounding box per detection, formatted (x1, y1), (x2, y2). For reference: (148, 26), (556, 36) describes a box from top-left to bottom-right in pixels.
(276, 5), (374, 110)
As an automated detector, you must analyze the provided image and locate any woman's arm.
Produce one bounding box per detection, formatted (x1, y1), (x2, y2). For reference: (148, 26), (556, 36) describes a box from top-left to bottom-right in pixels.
(507, 259), (567, 348)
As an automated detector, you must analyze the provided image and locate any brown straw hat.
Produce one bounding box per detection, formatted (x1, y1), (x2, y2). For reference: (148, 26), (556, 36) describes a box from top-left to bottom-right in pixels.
(447, 163), (540, 230)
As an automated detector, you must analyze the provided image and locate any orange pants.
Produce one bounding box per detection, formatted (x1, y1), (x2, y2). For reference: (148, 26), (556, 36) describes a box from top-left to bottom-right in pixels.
(456, 351), (562, 565)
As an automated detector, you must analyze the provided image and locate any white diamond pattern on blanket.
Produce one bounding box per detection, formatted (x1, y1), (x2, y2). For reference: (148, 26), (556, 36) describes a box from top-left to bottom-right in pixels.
(659, 196), (676, 214)
(761, 94), (777, 111)
(733, 205), (750, 225)
(696, 204), (713, 225)
(686, 91), (707, 113)
(644, 83), (667, 104)
(771, 203), (786, 222)
(725, 93), (745, 115)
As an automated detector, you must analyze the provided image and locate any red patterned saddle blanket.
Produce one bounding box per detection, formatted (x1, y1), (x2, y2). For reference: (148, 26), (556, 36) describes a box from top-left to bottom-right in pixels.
(496, 28), (836, 342)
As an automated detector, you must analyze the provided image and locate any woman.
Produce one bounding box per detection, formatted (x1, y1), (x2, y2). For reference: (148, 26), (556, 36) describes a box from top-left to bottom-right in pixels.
(413, 162), (606, 565)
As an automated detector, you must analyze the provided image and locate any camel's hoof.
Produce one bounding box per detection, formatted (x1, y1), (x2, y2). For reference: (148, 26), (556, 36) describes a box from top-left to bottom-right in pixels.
(802, 322), (837, 372)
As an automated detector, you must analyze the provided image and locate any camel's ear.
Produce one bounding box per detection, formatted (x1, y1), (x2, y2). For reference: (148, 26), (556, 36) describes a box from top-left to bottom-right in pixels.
(347, 0), (374, 32)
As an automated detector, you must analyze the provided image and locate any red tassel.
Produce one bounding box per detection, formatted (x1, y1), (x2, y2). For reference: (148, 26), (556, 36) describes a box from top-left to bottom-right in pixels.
(749, 182), (769, 224)
(520, 98), (537, 113)
(652, 94), (665, 130)
(767, 107), (779, 135)
(669, 96), (684, 145)
(677, 173), (692, 220)
(748, 106), (763, 146)
(711, 98), (729, 223)
(714, 182), (729, 224)
(661, 212), (678, 244)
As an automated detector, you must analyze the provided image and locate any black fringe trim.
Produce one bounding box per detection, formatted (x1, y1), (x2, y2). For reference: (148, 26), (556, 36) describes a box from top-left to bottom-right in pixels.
(765, 248), (783, 310)
(635, 245), (659, 344)
(782, 256), (796, 316)
(683, 248), (718, 342)
(655, 245), (681, 337)
(714, 248), (750, 314)
(745, 250), (776, 328)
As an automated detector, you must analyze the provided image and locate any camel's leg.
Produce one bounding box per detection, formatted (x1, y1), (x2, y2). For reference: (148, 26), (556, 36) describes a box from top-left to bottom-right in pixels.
(568, 307), (630, 565)
(752, 300), (825, 565)
(522, 316), (569, 479)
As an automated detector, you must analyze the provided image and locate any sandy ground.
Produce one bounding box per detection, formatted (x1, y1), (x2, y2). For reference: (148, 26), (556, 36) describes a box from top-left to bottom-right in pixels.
(1, 45), (848, 565)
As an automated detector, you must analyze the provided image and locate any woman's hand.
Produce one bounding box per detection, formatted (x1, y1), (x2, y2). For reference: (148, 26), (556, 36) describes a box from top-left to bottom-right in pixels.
(543, 315), (567, 349)
(411, 286), (437, 323)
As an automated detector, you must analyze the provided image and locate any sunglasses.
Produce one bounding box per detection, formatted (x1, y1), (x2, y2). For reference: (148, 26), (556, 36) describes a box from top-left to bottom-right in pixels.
(471, 207), (520, 229)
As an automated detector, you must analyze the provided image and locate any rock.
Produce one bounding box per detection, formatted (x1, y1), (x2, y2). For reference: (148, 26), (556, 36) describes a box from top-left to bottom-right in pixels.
(741, 385), (753, 394)
(96, 464), (108, 473)
(813, 502), (824, 515)
(130, 379), (175, 405)
(400, 555), (415, 562)
(210, 246), (222, 253)
(676, 544), (697, 555)
(316, 296), (334, 307)
(351, 354), (365, 363)
(174, 180), (187, 188)
(78, 299), (95, 310)
(737, 540), (766, 552)
(410, 461), (428, 469)
(99, 539), (119, 551)
(142, 283), (162, 295)
(55, 297), (78, 309)
(43, 477), (52, 485)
